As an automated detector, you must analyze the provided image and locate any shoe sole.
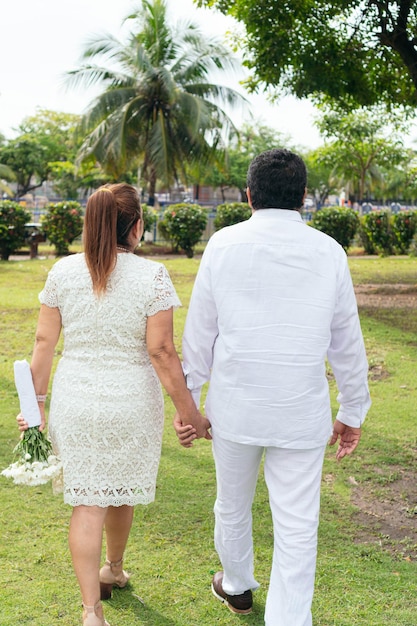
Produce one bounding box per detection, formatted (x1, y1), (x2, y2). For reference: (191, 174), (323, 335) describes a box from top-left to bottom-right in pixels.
(211, 583), (253, 615)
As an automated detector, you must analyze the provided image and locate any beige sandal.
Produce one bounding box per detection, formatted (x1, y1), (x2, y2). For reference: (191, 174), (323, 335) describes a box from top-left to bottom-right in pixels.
(82, 601), (110, 626)
(99, 557), (130, 600)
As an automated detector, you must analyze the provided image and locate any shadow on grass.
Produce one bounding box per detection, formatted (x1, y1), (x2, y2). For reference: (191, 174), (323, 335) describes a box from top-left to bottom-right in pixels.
(106, 588), (177, 626)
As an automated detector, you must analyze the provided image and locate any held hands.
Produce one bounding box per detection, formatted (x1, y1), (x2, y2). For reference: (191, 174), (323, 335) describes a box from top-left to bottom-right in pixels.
(173, 411), (212, 448)
(329, 419), (361, 460)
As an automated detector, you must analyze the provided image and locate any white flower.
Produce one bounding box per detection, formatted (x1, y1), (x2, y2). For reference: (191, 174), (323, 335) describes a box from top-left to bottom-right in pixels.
(1, 426), (62, 487)
(1, 457), (62, 486)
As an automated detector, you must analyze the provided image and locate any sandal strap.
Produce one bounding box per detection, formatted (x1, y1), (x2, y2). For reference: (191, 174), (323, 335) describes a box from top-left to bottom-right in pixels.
(105, 557), (123, 568)
(83, 601), (102, 613)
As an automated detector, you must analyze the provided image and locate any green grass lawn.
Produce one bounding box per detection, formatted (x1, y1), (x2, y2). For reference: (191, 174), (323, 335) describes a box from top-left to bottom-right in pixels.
(0, 254), (416, 625)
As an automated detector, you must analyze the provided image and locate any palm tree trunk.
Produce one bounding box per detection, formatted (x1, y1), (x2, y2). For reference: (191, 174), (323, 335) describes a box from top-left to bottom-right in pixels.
(148, 168), (157, 206)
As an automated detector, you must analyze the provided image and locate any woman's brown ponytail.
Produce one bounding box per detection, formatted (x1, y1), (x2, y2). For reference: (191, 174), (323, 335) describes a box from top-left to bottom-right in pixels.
(83, 184), (142, 295)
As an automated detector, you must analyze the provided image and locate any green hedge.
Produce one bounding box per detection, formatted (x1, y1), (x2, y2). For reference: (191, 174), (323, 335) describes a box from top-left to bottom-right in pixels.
(42, 201), (84, 256)
(309, 206), (359, 251)
(0, 201), (32, 260)
(158, 204), (208, 258)
(391, 211), (417, 254)
(214, 202), (251, 230)
(358, 210), (417, 256)
(141, 203), (157, 238)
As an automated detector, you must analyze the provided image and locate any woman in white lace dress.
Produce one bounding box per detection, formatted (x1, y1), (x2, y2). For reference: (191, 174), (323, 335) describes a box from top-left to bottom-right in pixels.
(18, 183), (210, 626)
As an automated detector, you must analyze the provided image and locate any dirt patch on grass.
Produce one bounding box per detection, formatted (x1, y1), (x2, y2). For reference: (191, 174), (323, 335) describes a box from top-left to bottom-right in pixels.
(351, 468), (417, 559)
(355, 283), (417, 308)
(351, 285), (417, 559)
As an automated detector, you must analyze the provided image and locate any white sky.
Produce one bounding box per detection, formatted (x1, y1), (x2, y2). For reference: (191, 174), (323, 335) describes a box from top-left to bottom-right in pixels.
(1, 0), (323, 149)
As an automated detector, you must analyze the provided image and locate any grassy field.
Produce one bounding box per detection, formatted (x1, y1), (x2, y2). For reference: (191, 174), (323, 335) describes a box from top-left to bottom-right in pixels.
(0, 253), (416, 625)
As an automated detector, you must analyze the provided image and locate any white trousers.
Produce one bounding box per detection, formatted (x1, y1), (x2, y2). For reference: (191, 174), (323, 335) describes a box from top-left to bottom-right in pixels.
(212, 432), (326, 626)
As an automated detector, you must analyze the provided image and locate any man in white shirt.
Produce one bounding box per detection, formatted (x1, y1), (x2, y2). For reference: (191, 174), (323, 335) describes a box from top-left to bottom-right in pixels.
(175, 149), (371, 626)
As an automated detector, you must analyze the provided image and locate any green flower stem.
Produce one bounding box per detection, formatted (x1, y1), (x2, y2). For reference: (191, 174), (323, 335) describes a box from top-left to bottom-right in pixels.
(13, 427), (53, 463)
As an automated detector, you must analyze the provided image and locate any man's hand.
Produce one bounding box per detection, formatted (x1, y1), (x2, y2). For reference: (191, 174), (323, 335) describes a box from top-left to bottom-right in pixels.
(329, 419), (361, 460)
(173, 412), (211, 447)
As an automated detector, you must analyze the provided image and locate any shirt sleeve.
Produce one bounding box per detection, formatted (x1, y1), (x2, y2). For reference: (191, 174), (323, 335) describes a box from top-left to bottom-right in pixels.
(146, 264), (181, 317)
(182, 241), (219, 408)
(38, 265), (59, 308)
(327, 257), (371, 428)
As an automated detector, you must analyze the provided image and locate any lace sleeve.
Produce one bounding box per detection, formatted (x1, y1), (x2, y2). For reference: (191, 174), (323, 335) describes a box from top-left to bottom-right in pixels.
(38, 266), (59, 308)
(146, 264), (181, 317)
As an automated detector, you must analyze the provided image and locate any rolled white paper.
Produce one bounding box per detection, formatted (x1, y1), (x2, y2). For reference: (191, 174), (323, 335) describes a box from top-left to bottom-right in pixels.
(13, 360), (42, 428)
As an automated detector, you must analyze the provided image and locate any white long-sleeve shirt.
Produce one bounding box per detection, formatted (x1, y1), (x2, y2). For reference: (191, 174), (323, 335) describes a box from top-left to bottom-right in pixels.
(182, 209), (371, 448)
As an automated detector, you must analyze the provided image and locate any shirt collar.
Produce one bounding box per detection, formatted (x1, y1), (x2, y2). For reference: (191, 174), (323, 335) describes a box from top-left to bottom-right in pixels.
(250, 208), (304, 223)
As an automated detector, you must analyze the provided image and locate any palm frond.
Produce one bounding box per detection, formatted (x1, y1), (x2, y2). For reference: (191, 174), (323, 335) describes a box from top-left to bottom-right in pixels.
(80, 33), (125, 61)
(71, 0), (243, 189)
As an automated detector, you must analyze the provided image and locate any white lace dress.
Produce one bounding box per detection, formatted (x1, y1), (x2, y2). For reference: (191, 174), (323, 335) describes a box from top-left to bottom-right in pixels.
(39, 253), (181, 507)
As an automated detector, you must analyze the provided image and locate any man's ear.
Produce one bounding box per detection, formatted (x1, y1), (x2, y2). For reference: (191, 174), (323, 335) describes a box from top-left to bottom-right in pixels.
(302, 187), (307, 204)
(247, 187), (254, 212)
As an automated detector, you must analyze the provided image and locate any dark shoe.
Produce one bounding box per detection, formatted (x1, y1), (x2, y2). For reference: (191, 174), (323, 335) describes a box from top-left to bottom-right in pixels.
(211, 571), (252, 615)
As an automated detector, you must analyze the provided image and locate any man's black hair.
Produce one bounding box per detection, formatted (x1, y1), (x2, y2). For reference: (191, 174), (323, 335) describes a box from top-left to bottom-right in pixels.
(247, 149), (307, 210)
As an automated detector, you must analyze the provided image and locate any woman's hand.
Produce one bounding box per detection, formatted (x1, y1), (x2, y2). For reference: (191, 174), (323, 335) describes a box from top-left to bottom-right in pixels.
(173, 412), (211, 447)
(16, 413), (28, 432)
(16, 407), (46, 433)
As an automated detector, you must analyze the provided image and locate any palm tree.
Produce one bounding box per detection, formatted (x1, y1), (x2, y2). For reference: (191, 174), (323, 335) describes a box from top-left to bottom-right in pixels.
(67, 0), (245, 204)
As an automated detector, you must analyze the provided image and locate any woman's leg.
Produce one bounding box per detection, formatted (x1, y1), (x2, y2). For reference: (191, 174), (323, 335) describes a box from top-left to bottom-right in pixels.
(104, 505), (134, 568)
(69, 505), (107, 606)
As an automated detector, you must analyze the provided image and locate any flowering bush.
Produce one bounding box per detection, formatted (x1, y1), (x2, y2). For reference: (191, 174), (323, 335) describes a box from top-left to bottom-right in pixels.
(0, 200), (32, 260)
(158, 203), (208, 257)
(359, 211), (393, 256)
(42, 201), (84, 256)
(214, 202), (252, 230)
(309, 206), (359, 251)
(391, 211), (417, 254)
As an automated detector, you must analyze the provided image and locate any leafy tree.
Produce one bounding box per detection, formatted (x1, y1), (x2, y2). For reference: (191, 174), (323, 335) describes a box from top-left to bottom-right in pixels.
(0, 138), (49, 197)
(0, 163), (16, 197)
(0, 110), (81, 196)
(315, 106), (408, 202)
(304, 147), (339, 207)
(48, 160), (112, 200)
(372, 149), (417, 204)
(198, 0), (417, 109)
(67, 0), (244, 205)
(201, 123), (291, 200)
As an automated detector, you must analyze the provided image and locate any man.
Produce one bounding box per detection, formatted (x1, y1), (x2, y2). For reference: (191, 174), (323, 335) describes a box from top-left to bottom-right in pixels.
(174, 149), (371, 626)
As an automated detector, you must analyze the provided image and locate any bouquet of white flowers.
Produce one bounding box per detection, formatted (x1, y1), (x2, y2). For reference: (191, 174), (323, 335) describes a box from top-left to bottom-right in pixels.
(1, 360), (62, 487)
(1, 429), (62, 486)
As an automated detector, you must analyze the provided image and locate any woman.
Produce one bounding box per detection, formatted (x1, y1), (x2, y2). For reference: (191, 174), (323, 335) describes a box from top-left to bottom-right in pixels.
(17, 183), (210, 626)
